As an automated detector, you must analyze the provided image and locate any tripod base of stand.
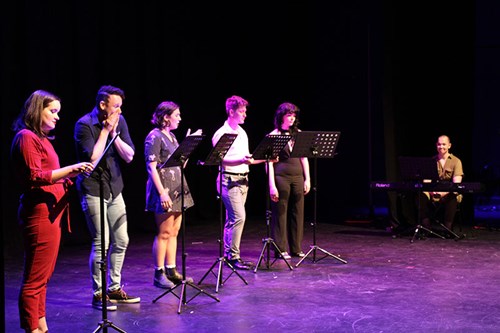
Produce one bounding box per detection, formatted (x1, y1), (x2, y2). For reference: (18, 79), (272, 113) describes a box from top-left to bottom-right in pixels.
(152, 280), (220, 314)
(254, 237), (293, 272)
(295, 245), (347, 267)
(411, 223), (464, 243)
(198, 256), (248, 293)
(435, 221), (465, 241)
(92, 319), (127, 333)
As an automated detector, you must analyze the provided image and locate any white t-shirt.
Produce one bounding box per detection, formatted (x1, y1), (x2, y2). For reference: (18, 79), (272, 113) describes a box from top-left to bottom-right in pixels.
(212, 120), (250, 174)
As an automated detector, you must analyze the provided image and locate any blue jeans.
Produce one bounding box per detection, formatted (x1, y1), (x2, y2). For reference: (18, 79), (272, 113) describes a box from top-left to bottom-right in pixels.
(81, 193), (129, 293)
(221, 174), (248, 260)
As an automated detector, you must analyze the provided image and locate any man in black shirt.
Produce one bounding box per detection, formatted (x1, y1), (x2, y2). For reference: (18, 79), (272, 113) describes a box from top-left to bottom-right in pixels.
(74, 85), (140, 310)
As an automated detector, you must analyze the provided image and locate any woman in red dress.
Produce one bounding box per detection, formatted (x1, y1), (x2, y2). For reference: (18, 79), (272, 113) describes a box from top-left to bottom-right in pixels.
(11, 90), (94, 333)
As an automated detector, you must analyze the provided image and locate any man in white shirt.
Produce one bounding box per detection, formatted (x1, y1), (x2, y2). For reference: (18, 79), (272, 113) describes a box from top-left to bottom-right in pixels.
(212, 95), (265, 269)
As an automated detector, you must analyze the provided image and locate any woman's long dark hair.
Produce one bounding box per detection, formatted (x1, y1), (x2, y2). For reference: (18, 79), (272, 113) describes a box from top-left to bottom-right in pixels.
(12, 90), (61, 138)
(274, 102), (300, 135)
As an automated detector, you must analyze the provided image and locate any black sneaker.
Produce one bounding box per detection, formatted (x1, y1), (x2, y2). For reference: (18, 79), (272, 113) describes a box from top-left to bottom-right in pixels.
(108, 287), (141, 304)
(226, 258), (252, 270)
(92, 293), (117, 311)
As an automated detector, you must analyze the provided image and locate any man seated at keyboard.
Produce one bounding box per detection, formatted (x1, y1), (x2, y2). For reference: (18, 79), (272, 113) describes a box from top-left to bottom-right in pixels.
(418, 135), (464, 231)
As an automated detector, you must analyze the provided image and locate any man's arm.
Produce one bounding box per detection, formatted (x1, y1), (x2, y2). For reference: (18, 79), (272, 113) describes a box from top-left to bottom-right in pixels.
(112, 115), (135, 163)
(74, 121), (106, 164)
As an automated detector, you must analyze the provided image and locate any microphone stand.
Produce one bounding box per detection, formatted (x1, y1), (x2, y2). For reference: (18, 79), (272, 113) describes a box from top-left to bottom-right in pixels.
(88, 133), (126, 333)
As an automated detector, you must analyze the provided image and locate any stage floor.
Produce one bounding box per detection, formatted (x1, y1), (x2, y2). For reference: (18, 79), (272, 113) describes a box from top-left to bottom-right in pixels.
(4, 218), (500, 332)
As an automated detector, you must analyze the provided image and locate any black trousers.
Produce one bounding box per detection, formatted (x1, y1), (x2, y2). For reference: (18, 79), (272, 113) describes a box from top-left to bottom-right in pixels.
(271, 174), (304, 254)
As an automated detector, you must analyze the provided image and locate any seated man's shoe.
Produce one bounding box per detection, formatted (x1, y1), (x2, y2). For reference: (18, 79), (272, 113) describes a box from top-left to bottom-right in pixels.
(226, 258), (252, 270)
(291, 251), (305, 258)
(417, 230), (428, 240)
(391, 223), (414, 237)
(444, 232), (457, 239)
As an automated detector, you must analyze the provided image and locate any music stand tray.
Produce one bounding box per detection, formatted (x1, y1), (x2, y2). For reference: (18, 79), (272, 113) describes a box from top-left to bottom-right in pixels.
(290, 131), (347, 267)
(251, 134), (295, 272)
(152, 135), (220, 313)
(201, 133), (238, 166)
(398, 156), (439, 182)
(163, 135), (205, 168)
(289, 131), (340, 159)
(197, 133), (249, 292)
(251, 134), (291, 161)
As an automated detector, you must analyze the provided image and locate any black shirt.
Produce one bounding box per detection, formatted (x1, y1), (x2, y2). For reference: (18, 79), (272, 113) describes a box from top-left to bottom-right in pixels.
(74, 107), (135, 198)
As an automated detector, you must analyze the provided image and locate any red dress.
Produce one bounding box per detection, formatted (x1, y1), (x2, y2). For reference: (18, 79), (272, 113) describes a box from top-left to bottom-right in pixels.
(11, 129), (70, 331)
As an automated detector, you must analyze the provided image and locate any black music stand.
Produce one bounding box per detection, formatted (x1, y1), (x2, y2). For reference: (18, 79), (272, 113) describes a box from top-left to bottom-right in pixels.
(293, 131), (347, 267)
(398, 157), (447, 242)
(88, 133), (126, 333)
(398, 157), (438, 183)
(252, 134), (294, 272)
(197, 133), (248, 292)
(151, 135), (220, 314)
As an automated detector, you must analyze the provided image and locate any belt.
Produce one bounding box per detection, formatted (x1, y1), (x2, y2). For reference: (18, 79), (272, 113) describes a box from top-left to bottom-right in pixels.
(222, 171), (249, 177)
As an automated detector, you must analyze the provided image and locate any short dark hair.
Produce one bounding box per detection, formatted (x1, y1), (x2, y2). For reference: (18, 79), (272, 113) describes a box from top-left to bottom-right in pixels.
(95, 85), (125, 109)
(225, 95), (248, 115)
(151, 101), (180, 128)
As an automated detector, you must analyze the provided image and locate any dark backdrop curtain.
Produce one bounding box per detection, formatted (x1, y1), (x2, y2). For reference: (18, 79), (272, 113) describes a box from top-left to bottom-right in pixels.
(1, 1), (477, 249)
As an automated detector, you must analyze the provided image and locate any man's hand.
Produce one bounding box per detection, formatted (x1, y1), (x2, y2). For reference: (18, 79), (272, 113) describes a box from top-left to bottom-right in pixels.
(103, 110), (121, 134)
